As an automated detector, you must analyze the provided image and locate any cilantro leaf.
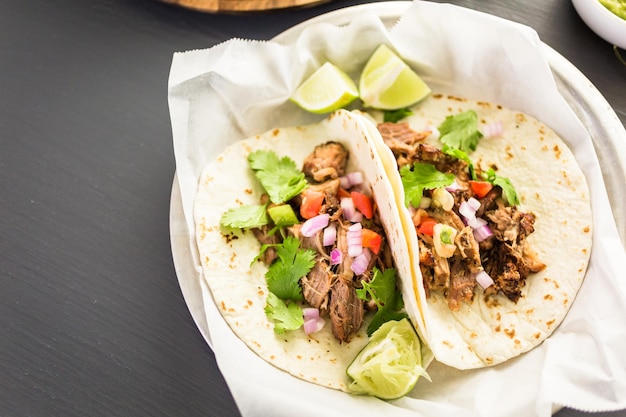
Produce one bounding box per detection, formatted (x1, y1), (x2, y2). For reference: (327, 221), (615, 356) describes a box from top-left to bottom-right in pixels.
(482, 168), (520, 206)
(441, 144), (476, 180)
(438, 110), (483, 153)
(248, 150), (307, 204)
(220, 204), (268, 229)
(264, 292), (304, 334)
(384, 108), (413, 123)
(356, 268), (398, 309)
(400, 163), (455, 208)
(357, 268), (408, 336)
(265, 236), (316, 301)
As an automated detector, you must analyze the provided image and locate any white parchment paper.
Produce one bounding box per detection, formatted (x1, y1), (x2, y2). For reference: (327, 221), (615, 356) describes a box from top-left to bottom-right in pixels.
(167, 1), (626, 416)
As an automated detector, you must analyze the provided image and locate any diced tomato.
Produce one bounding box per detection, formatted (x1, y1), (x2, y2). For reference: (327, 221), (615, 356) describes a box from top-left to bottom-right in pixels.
(417, 218), (437, 237)
(351, 191), (373, 219)
(337, 187), (351, 199)
(361, 228), (382, 254)
(300, 189), (325, 219)
(469, 180), (493, 198)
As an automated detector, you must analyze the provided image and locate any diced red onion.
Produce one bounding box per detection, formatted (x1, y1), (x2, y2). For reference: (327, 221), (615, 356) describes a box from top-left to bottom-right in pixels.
(301, 213), (330, 237)
(467, 197), (481, 211)
(347, 223), (363, 257)
(303, 317), (325, 335)
(339, 171), (363, 189)
(302, 307), (319, 321)
(475, 270), (494, 289)
(467, 216), (487, 229)
(473, 223), (493, 243)
(341, 197), (356, 221)
(323, 223), (337, 246)
(350, 248), (372, 275)
(459, 200), (478, 221)
(445, 181), (462, 192)
(481, 121), (504, 139)
(330, 248), (343, 265)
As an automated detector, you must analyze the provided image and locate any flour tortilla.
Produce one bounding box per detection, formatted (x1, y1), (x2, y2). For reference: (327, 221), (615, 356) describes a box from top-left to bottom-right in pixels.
(363, 95), (593, 370)
(193, 110), (416, 390)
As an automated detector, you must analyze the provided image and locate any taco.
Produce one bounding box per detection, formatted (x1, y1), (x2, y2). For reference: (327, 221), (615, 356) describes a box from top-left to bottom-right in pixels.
(362, 94), (593, 369)
(193, 110), (418, 391)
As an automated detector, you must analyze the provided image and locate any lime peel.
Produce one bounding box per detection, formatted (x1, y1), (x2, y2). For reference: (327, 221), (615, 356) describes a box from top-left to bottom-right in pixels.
(290, 62), (359, 114)
(359, 44), (431, 110)
(346, 318), (430, 400)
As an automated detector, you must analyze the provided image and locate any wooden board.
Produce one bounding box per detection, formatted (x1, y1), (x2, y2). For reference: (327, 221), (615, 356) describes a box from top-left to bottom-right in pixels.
(161, 0), (331, 13)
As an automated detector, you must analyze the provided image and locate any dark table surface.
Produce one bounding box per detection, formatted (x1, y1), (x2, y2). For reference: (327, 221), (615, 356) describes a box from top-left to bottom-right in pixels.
(2, 0), (625, 416)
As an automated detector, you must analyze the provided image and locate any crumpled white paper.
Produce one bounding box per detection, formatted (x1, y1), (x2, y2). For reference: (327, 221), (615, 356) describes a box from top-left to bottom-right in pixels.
(167, 1), (626, 416)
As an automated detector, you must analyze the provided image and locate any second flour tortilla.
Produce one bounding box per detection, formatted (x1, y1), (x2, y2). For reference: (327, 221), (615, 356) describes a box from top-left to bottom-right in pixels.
(364, 95), (593, 369)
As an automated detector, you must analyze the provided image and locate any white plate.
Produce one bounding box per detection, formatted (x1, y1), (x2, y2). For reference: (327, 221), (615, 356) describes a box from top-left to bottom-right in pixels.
(169, 0), (626, 412)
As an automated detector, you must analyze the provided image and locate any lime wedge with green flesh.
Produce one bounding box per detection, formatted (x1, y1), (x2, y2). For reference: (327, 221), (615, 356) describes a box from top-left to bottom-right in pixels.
(359, 44), (431, 110)
(290, 62), (359, 114)
(346, 318), (429, 400)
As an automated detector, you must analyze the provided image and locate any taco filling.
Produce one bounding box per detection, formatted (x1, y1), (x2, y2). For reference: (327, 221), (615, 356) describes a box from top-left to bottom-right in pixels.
(221, 141), (402, 343)
(378, 118), (546, 311)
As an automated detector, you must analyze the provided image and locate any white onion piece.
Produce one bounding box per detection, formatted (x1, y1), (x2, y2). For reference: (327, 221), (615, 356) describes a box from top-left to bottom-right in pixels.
(330, 248), (343, 265)
(426, 124), (440, 140)
(303, 317), (325, 335)
(340, 176), (351, 189)
(467, 216), (487, 229)
(301, 213), (330, 237)
(323, 223), (337, 246)
(432, 188), (454, 211)
(475, 270), (494, 289)
(419, 196), (432, 210)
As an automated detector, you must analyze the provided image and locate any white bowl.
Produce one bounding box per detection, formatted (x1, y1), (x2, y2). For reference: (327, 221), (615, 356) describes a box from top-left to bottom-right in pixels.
(572, 0), (626, 49)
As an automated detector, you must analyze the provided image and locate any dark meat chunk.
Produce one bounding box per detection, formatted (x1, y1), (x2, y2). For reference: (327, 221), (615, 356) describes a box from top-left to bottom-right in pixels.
(378, 122), (429, 167)
(328, 278), (364, 343)
(476, 187), (502, 218)
(288, 223), (325, 254)
(302, 142), (348, 183)
(429, 207), (465, 231)
(455, 226), (482, 273)
(301, 259), (333, 314)
(486, 205), (536, 245)
(446, 258), (476, 310)
(415, 143), (469, 181)
(252, 225), (280, 264)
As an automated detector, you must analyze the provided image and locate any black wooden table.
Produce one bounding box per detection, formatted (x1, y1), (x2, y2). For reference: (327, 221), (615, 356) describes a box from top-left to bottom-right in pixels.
(2, 0), (625, 416)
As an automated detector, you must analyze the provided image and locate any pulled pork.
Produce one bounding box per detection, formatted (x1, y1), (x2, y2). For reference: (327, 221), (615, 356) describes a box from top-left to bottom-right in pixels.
(253, 142), (394, 343)
(378, 122), (545, 310)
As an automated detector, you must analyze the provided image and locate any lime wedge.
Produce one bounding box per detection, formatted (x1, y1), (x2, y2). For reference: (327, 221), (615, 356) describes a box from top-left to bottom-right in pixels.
(346, 318), (429, 400)
(290, 62), (359, 114)
(359, 44), (431, 110)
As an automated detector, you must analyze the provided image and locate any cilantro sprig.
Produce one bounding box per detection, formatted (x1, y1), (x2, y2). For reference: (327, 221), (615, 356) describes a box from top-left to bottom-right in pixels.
(264, 292), (304, 334)
(265, 236), (316, 301)
(356, 267), (408, 336)
(220, 204), (269, 229)
(248, 150), (307, 204)
(400, 163), (455, 208)
(482, 168), (520, 206)
(438, 110), (483, 153)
